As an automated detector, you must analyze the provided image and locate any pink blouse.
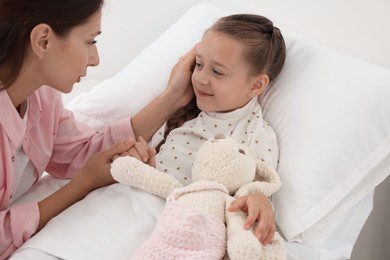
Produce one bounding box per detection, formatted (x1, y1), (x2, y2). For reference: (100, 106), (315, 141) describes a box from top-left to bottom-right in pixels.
(0, 85), (134, 258)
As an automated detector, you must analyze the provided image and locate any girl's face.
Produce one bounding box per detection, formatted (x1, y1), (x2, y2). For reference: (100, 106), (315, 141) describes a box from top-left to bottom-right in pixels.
(192, 30), (260, 113)
(42, 11), (101, 93)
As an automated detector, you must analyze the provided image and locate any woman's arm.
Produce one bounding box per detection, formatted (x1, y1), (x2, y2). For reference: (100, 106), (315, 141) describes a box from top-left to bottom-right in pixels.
(37, 139), (134, 231)
(131, 45), (197, 141)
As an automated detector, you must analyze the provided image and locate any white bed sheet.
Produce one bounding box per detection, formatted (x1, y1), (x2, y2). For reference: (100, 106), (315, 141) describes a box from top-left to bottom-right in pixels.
(11, 243), (321, 260)
(10, 175), (372, 260)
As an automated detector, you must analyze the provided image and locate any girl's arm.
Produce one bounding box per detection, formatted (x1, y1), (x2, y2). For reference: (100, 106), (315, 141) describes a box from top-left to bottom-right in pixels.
(228, 121), (281, 245)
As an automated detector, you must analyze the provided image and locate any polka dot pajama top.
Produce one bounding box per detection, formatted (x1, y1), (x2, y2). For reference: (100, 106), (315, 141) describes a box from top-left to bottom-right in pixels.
(150, 98), (279, 185)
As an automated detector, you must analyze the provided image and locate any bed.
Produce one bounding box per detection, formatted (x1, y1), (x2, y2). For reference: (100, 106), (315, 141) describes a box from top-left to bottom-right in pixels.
(10, 2), (390, 260)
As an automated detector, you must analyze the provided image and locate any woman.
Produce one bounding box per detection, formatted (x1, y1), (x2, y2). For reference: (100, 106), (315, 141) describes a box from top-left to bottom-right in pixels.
(0, 0), (195, 257)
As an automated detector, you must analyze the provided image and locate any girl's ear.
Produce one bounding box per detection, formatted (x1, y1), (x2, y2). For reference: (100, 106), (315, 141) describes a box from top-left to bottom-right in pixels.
(30, 24), (52, 59)
(250, 74), (269, 97)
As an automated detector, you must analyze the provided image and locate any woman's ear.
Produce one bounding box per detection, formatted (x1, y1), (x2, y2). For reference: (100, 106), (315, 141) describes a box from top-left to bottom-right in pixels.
(250, 74), (269, 97)
(30, 24), (52, 59)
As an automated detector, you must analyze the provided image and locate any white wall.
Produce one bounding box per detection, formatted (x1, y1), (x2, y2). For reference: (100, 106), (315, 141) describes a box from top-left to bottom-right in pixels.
(86, 0), (390, 82)
(79, 1), (390, 259)
(351, 176), (390, 260)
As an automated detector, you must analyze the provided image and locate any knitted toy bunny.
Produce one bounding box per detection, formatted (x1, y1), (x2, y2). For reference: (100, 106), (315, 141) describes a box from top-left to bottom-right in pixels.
(111, 134), (286, 260)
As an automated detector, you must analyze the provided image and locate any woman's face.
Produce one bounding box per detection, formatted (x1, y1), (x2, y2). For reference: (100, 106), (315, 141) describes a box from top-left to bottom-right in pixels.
(191, 30), (257, 113)
(43, 10), (101, 93)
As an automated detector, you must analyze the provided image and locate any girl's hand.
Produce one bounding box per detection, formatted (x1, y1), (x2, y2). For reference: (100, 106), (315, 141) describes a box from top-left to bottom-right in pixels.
(113, 136), (156, 167)
(165, 44), (198, 109)
(228, 192), (275, 245)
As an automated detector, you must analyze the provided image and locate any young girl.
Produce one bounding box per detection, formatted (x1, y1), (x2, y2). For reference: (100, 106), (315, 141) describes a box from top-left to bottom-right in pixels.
(147, 13), (286, 246)
(0, 0), (194, 257)
(113, 13), (286, 251)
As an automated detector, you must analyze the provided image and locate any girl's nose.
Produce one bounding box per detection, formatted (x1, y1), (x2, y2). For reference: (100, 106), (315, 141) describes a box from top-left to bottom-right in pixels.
(199, 77), (209, 85)
(195, 71), (209, 85)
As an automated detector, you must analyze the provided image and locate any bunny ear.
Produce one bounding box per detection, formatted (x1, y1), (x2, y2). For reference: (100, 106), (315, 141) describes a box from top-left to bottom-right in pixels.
(235, 160), (281, 198)
(254, 160), (282, 195)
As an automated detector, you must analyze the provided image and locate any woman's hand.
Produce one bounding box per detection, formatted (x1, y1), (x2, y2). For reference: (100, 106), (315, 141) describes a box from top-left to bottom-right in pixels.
(78, 138), (136, 190)
(228, 192), (275, 245)
(38, 138), (136, 231)
(165, 44), (198, 109)
(130, 45), (198, 141)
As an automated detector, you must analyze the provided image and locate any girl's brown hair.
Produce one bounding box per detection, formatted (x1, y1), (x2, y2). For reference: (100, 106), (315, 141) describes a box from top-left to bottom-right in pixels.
(212, 14), (286, 80)
(0, 0), (104, 89)
(159, 14), (286, 151)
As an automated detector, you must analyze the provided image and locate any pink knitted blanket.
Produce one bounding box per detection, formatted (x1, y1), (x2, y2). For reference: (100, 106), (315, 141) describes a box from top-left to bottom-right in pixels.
(132, 184), (227, 259)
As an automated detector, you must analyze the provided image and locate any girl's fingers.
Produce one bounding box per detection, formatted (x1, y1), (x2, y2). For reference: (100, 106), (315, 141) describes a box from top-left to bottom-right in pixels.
(133, 136), (150, 162)
(127, 148), (142, 161)
(255, 217), (267, 242)
(255, 212), (275, 245)
(245, 207), (259, 230)
(227, 196), (245, 212)
(106, 138), (134, 161)
(147, 147), (156, 167)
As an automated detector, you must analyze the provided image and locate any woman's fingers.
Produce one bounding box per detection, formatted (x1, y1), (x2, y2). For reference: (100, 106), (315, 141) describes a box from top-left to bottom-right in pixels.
(178, 43), (198, 64)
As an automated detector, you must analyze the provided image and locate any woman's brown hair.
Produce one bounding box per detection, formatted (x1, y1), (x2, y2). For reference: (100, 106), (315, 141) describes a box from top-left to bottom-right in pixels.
(157, 14), (286, 151)
(0, 0), (104, 89)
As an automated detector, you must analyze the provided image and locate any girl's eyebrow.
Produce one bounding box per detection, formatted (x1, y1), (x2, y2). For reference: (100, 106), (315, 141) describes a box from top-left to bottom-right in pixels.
(196, 53), (229, 70)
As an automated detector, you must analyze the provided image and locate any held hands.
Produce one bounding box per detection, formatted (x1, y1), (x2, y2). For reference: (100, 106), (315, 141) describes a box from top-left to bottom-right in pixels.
(78, 138), (136, 191)
(113, 136), (156, 167)
(165, 44), (198, 109)
(228, 192), (276, 245)
(80, 137), (156, 192)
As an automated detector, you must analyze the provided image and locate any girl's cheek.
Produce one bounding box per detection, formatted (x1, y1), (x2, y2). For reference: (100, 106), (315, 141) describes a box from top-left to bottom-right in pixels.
(191, 73), (196, 85)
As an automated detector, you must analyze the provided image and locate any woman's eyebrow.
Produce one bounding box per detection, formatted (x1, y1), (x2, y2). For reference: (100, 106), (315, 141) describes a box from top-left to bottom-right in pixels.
(91, 31), (102, 37)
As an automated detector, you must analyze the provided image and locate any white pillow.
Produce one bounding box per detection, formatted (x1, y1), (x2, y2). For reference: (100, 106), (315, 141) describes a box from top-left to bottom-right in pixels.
(259, 32), (390, 241)
(67, 3), (390, 243)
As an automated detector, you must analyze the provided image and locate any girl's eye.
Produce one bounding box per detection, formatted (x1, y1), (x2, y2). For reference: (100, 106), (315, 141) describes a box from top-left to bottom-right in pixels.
(195, 62), (202, 69)
(213, 69), (223, 76)
(89, 40), (97, 45)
